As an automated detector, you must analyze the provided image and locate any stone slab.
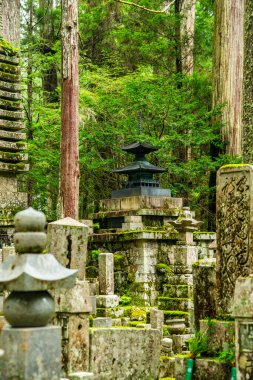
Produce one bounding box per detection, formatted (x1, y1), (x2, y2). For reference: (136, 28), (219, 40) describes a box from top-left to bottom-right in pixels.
(99, 252), (114, 295)
(0, 162), (29, 172)
(68, 373), (94, 380)
(53, 280), (92, 313)
(0, 108), (23, 120)
(54, 314), (90, 374)
(0, 325), (61, 380)
(217, 165), (253, 315)
(0, 119), (24, 130)
(0, 130), (26, 140)
(89, 328), (161, 379)
(96, 295), (119, 308)
(0, 79), (22, 93)
(0, 51), (19, 64)
(0, 89), (21, 100)
(0, 139), (26, 151)
(93, 317), (112, 328)
(0, 151), (28, 162)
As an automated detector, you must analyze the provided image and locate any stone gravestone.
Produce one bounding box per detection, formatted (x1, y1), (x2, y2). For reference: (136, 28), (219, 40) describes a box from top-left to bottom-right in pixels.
(216, 164), (253, 315)
(48, 217), (92, 375)
(0, 207), (77, 380)
(233, 275), (253, 379)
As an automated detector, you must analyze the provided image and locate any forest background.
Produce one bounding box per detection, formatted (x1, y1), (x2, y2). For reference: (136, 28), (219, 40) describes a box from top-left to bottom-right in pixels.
(20, 0), (240, 229)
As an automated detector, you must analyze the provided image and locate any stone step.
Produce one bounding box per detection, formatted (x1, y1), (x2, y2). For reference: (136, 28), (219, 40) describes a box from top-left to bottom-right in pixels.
(0, 89), (22, 101)
(163, 284), (193, 298)
(0, 162), (29, 172)
(0, 109), (23, 120)
(0, 120), (24, 131)
(0, 53), (19, 65)
(0, 46), (19, 60)
(0, 80), (22, 93)
(158, 297), (193, 312)
(0, 70), (20, 83)
(0, 98), (22, 111)
(0, 140), (26, 151)
(0, 62), (20, 75)
(0, 130), (26, 141)
(0, 151), (28, 162)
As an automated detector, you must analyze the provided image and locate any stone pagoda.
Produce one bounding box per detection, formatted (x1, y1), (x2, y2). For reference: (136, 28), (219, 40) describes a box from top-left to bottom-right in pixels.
(0, 2), (28, 245)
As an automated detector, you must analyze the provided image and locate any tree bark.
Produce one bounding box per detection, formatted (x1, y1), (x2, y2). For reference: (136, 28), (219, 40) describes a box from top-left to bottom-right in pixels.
(212, 0), (244, 156)
(1, 0), (20, 46)
(181, 0), (195, 74)
(39, 0), (59, 103)
(242, 1), (253, 162)
(59, 0), (79, 219)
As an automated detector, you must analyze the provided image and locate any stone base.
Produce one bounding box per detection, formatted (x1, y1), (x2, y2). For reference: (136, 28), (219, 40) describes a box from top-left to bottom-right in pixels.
(68, 372), (94, 380)
(0, 325), (61, 380)
(174, 356), (230, 380)
(96, 295), (119, 308)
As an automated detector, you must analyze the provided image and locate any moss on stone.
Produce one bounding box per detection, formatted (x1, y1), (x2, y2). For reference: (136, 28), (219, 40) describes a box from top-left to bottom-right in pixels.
(0, 38), (19, 55)
(221, 164), (250, 169)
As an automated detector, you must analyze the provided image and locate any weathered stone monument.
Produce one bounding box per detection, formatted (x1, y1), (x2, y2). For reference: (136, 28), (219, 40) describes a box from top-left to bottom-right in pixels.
(233, 275), (253, 380)
(0, 207), (77, 379)
(216, 164), (253, 315)
(47, 217), (93, 376)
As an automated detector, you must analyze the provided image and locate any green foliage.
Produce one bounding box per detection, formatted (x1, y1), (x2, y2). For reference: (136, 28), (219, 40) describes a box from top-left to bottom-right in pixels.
(217, 345), (235, 366)
(90, 250), (100, 261)
(188, 331), (209, 359)
(120, 295), (132, 306)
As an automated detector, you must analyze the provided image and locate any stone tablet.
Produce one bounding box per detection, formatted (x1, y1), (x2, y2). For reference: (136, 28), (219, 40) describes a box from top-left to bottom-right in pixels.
(216, 165), (253, 315)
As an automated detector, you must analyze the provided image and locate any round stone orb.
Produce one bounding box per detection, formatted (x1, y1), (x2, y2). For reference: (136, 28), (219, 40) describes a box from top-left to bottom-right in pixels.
(4, 291), (55, 327)
(15, 207), (46, 232)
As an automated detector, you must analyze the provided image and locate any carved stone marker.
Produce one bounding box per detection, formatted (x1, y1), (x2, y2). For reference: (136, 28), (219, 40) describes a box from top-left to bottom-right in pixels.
(0, 207), (77, 379)
(233, 275), (253, 380)
(217, 165), (253, 315)
(47, 217), (89, 280)
(99, 252), (114, 295)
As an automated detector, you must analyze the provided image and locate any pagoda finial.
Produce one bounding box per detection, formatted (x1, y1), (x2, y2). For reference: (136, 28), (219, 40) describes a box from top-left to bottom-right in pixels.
(138, 110), (142, 136)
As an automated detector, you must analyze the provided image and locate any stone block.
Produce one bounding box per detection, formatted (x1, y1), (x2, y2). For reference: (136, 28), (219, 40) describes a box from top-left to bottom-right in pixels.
(93, 317), (112, 328)
(122, 222), (144, 231)
(124, 215), (142, 223)
(159, 356), (175, 379)
(150, 307), (164, 334)
(48, 218), (89, 280)
(216, 165), (253, 315)
(2, 246), (15, 262)
(98, 252), (114, 295)
(199, 320), (235, 355)
(174, 356), (230, 380)
(158, 297), (193, 312)
(53, 281), (92, 313)
(163, 284), (192, 298)
(96, 295), (119, 308)
(193, 258), (217, 329)
(0, 119), (24, 130)
(172, 334), (194, 354)
(162, 337), (173, 348)
(89, 328), (161, 379)
(68, 373), (94, 380)
(0, 162), (29, 173)
(54, 314), (90, 374)
(0, 325), (61, 379)
(174, 245), (198, 267)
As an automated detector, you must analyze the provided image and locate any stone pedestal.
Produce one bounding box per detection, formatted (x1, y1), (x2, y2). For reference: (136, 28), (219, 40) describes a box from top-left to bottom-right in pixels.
(53, 280), (92, 374)
(217, 165), (253, 315)
(233, 275), (253, 380)
(0, 325), (61, 380)
(47, 217), (89, 280)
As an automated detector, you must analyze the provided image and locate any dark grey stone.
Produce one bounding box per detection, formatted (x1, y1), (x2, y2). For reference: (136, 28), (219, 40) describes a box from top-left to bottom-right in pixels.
(111, 187), (171, 198)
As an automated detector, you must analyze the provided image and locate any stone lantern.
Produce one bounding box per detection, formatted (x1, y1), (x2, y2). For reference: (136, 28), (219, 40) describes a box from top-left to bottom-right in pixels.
(171, 207), (202, 244)
(0, 207), (77, 379)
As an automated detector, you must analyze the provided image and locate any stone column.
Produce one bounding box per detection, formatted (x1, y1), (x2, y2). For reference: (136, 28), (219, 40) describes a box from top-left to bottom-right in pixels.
(48, 217), (92, 375)
(96, 252), (119, 308)
(233, 275), (253, 379)
(217, 165), (253, 315)
(150, 307), (164, 335)
(0, 207), (77, 380)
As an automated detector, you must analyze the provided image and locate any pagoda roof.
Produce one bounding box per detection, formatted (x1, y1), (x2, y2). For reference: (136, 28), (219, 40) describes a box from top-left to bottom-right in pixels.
(113, 160), (165, 174)
(121, 141), (159, 155)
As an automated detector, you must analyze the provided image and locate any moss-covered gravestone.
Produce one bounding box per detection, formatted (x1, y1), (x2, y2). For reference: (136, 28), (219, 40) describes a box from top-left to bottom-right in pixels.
(217, 164), (253, 315)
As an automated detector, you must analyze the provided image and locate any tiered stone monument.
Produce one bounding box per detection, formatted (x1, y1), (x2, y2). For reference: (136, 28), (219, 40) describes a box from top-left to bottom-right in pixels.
(47, 217), (93, 376)
(0, 207), (77, 379)
(216, 164), (253, 316)
(0, 42), (28, 245)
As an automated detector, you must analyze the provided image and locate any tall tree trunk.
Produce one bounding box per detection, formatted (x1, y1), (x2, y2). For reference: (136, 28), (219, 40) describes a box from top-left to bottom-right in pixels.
(242, 1), (253, 162)
(212, 0), (244, 156)
(181, 0), (196, 75)
(1, 0), (20, 46)
(59, 0), (79, 219)
(39, 0), (59, 103)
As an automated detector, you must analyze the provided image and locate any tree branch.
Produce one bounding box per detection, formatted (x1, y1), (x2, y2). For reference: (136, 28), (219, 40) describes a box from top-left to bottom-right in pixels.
(114, 0), (175, 14)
